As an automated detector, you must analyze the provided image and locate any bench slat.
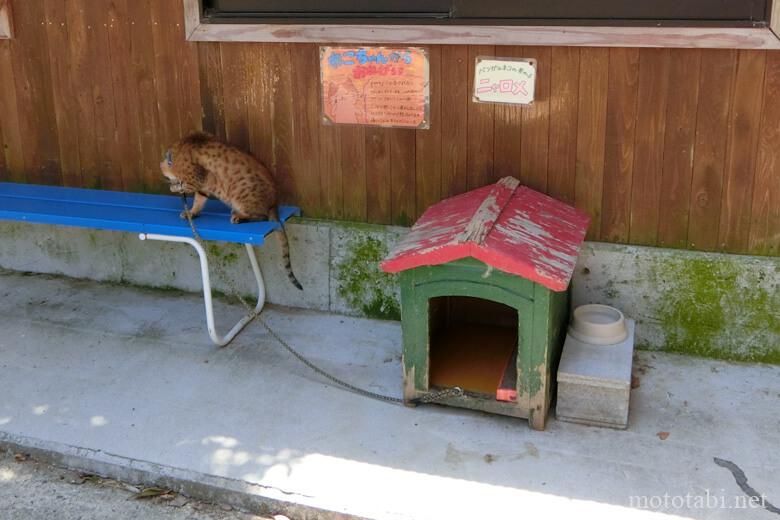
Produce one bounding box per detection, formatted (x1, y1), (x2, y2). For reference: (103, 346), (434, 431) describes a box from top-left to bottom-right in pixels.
(0, 183), (300, 245)
(1, 182), (193, 210)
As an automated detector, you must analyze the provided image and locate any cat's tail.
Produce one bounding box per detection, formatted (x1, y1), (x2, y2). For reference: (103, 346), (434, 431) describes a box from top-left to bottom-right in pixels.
(269, 207), (303, 291)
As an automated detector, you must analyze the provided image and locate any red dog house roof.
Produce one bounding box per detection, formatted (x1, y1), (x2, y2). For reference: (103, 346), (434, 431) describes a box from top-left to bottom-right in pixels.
(381, 177), (590, 291)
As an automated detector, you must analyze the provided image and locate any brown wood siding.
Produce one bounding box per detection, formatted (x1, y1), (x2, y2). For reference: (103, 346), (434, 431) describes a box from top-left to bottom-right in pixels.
(0, 1), (779, 256)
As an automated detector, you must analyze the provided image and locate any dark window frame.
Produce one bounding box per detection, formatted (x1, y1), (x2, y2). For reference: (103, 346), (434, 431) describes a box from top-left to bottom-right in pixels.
(182, 0), (780, 49)
(202, 0), (773, 28)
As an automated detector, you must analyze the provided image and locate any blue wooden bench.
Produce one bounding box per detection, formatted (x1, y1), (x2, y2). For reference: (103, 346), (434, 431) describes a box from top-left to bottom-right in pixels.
(0, 182), (300, 346)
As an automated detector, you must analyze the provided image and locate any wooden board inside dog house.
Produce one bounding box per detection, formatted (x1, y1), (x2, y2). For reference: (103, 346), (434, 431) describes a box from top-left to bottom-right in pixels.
(429, 296), (517, 395)
(430, 324), (517, 394)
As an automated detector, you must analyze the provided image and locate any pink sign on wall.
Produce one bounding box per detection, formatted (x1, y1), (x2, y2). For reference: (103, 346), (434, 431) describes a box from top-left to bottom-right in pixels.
(320, 46), (430, 129)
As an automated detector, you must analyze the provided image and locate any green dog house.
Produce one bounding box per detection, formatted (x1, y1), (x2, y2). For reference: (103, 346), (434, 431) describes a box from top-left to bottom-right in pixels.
(382, 177), (589, 430)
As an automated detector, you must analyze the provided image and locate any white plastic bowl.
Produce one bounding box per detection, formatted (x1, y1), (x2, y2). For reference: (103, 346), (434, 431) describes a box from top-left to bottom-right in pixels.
(568, 304), (628, 345)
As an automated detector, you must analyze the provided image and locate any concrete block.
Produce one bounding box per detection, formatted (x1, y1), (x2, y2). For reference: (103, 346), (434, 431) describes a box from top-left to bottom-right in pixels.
(0, 222), (126, 282)
(556, 320), (635, 429)
(118, 231), (202, 291)
(0, 220), (331, 312)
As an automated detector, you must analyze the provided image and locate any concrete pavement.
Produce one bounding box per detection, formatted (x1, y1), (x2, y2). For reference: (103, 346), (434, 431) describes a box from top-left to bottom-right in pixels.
(0, 269), (778, 519)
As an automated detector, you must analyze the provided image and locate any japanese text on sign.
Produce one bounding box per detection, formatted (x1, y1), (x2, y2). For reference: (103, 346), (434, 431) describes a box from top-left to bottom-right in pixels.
(320, 46), (429, 129)
(473, 57), (536, 105)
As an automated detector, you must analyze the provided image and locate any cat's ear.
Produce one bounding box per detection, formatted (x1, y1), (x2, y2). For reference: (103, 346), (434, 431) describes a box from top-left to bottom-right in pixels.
(164, 149), (173, 166)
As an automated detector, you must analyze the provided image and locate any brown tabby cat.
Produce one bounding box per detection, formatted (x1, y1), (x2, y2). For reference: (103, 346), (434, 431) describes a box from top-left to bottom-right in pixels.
(160, 132), (302, 290)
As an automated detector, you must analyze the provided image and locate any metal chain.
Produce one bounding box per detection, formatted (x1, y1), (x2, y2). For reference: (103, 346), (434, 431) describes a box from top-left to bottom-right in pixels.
(179, 195), (463, 406)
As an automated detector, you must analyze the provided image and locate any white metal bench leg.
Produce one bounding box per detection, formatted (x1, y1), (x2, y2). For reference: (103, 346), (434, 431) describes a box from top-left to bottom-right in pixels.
(139, 233), (266, 346)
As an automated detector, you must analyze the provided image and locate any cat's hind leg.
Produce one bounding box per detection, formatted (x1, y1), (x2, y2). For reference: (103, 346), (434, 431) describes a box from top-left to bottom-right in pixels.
(230, 205), (269, 224)
(230, 211), (248, 224)
(230, 212), (268, 224)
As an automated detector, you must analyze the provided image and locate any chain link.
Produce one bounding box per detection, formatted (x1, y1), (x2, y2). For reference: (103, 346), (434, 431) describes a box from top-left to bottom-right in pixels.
(179, 195), (463, 406)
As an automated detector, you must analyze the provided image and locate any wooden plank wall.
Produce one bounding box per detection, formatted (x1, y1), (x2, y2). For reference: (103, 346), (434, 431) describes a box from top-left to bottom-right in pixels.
(1, 1), (779, 256)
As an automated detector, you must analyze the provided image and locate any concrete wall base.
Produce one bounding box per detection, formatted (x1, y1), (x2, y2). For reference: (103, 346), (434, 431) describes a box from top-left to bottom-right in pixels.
(1, 219), (777, 363)
(0, 219), (405, 321)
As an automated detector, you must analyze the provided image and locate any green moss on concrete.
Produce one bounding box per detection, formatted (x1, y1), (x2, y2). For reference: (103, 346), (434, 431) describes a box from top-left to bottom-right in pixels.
(205, 243), (240, 265)
(0, 223), (23, 240)
(602, 278), (618, 300)
(649, 255), (780, 364)
(336, 235), (400, 321)
(38, 238), (80, 264)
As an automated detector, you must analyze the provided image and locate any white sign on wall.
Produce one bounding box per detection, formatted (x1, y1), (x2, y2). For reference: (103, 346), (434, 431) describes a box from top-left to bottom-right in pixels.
(473, 57), (537, 105)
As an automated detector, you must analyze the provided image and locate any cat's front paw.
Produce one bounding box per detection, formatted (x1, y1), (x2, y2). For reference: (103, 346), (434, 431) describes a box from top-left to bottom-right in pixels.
(180, 210), (199, 220)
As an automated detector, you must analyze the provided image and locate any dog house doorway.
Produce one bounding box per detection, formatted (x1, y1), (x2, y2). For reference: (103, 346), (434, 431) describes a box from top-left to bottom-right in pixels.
(428, 295), (518, 397)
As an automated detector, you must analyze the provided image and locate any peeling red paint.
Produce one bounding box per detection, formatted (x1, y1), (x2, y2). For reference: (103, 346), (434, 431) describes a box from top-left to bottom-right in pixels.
(381, 177), (589, 291)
